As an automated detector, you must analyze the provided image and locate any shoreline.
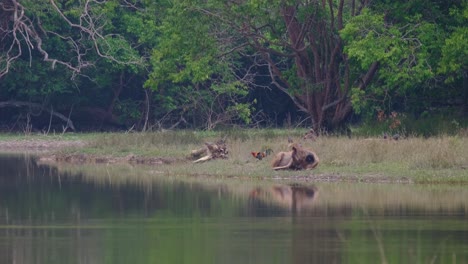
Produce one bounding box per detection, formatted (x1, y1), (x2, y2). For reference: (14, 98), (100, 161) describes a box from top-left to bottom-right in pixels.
(0, 139), (87, 152)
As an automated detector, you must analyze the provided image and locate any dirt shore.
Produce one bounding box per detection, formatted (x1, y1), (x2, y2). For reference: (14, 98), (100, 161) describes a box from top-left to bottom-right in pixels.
(37, 153), (182, 165)
(0, 139), (86, 152)
(0, 139), (184, 165)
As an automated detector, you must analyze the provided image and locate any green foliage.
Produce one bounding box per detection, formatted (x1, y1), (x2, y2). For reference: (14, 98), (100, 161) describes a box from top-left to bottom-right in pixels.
(1, 0), (466, 132)
(438, 3), (468, 82)
(146, 4), (218, 87)
(144, 1), (252, 129)
(341, 10), (386, 69)
(350, 88), (366, 114)
(0, 60), (73, 100)
(341, 1), (465, 122)
(342, 8), (437, 91)
(115, 99), (142, 125)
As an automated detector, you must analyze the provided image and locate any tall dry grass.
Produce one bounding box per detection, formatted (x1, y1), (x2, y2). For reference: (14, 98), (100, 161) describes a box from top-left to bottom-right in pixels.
(81, 130), (468, 169)
(82, 129), (306, 157)
(314, 136), (468, 169)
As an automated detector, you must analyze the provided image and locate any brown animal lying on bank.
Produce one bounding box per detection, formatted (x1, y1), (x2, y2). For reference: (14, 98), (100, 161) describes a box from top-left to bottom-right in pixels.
(271, 143), (319, 170)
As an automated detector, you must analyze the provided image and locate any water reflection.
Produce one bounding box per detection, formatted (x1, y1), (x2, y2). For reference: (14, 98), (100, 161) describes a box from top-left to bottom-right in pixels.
(0, 154), (467, 264)
(248, 185), (318, 215)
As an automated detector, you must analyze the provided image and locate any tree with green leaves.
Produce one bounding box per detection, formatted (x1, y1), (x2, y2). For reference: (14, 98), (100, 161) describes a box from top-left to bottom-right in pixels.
(0, 0), (466, 132)
(183, 0), (381, 131)
(144, 1), (253, 130)
(187, 0), (467, 132)
(438, 2), (467, 114)
(0, 0), (146, 131)
(342, 0), (466, 122)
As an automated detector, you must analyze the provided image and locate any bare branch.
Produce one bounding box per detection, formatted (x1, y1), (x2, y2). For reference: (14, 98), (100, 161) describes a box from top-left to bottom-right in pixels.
(0, 100), (76, 130)
(49, 0), (143, 65)
(0, 0), (144, 80)
(261, 52), (309, 114)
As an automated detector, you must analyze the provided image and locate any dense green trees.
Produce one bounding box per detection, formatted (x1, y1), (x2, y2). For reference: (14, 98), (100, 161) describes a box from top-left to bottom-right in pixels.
(0, 0), (466, 133)
(0, 0), (146, 131)
(343, 0), (467, 121)
(145, 1), (252, 129)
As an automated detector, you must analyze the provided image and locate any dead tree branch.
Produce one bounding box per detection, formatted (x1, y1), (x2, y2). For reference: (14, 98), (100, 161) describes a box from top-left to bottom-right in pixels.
(0, 0), (143, 79)
(0, 101), (76, 131)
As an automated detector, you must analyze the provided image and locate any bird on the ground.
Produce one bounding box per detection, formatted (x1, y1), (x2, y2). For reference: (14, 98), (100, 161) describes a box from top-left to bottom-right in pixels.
(251, 149), (273, 160)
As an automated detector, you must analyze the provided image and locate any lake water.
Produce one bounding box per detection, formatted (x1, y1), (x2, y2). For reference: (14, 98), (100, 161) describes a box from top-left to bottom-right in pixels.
(0, 154), (467, 264)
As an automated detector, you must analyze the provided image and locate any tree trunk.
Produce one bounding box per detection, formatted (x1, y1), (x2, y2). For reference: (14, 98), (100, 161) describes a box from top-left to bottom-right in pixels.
(107, 71), (125, 115)
(280, 3), (355, 131)
(462, 69), (468, 115)
(215, 0), (376, 131)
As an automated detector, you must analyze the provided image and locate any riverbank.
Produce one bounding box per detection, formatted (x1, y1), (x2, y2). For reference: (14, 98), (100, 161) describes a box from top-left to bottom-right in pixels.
(0, 138), (86, 152)
(1, 131), (467, 184)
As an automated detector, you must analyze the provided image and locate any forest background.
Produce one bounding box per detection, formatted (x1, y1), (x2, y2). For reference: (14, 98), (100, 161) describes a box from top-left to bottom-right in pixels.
(0, 0), (466, 136)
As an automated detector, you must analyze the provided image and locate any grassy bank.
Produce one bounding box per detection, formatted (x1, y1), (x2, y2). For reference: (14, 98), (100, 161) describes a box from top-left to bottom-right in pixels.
(1, 129), (467, 184)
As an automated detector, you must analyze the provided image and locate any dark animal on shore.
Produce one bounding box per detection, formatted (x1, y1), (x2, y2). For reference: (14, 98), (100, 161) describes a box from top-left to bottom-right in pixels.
(271, 143), (319, 170)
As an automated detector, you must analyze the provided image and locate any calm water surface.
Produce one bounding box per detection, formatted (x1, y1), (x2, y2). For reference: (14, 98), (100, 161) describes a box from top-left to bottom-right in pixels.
(0, 154), (467, 264)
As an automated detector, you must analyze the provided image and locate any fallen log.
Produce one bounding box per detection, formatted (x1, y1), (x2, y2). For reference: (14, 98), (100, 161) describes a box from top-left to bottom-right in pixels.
(192, 139), (228, 163)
